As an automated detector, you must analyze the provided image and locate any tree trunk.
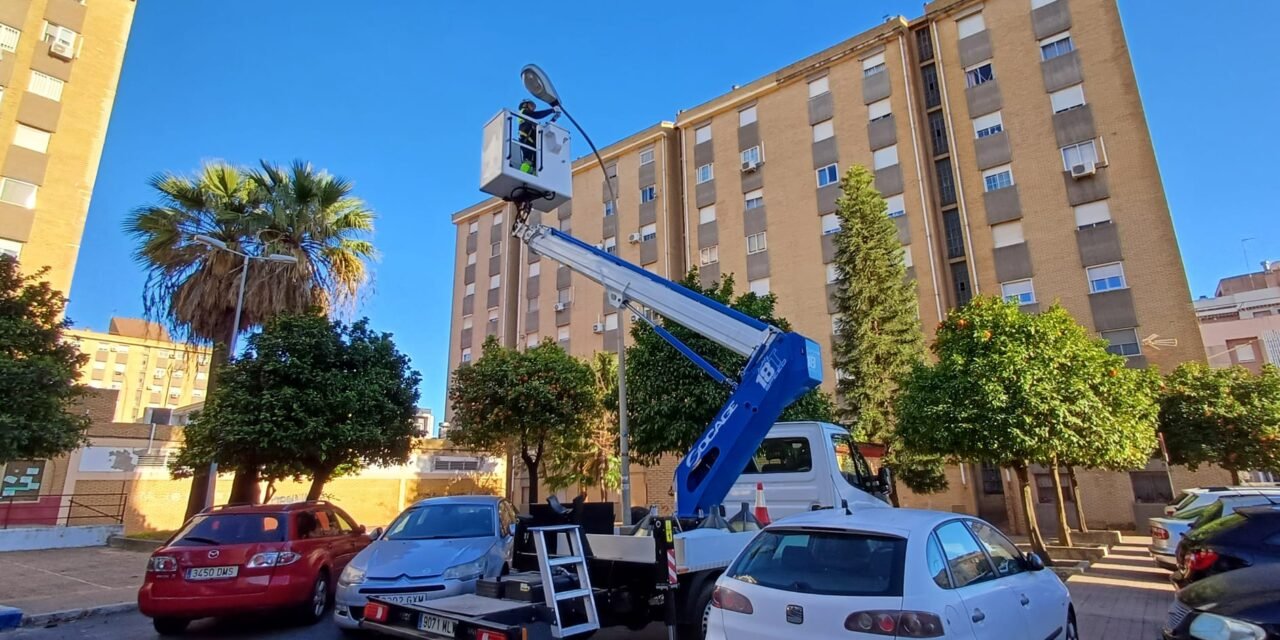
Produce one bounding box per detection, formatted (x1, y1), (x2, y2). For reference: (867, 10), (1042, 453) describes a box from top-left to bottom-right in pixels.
(307, 468), (332, 501)
(1014, 463), (1050, 562)
(228, 465), (260, 504)
(523, 455), (540, 505)
(1230, 468), (1243, 485)
(1050, 456), (1073, 547)
(1067, 465), (1089, 533)
(181, 342), (231, 521)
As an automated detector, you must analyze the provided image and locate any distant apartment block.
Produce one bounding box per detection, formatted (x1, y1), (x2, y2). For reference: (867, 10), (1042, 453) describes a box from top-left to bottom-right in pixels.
(0, 0), (135, 293)
(1196, 261), (1280, 371)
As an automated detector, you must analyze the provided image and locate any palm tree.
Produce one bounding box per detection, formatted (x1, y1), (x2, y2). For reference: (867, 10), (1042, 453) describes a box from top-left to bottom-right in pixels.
(126, 160), (375, 515)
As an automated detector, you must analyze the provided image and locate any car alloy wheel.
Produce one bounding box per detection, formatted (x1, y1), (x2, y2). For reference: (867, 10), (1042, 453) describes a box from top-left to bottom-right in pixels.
(312, 575), (330, 618)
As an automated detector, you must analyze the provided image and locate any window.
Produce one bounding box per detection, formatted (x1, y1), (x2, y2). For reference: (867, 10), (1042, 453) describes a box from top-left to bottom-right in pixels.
(746, 232), (767, 254)
(982, 165), (1013, 192)
(490, 241), (501, 256)
(1130, 471), (1174, 504)
(867, 98), (892, 122)
(967, 521), (1024, 578)
(926, 535), (952, 589)
(152, 368), (165, 379)
(965, 62), (994, 88)
(604, 200), (615, 217)
(43, 23), (77, 50)
(862, 52), (886, 77)
(1102, 328), (1141, 357)
(1235, 341), (1258, 363)
(936, 157), (957, 206)
(1040, 31), (1074, 61)
(1031, 0), (1056, 7)
(991, 220), (1023, 248)
(816, 163), (839, 187)
(641, 185), (657, 202)
(744, 189), (764, 210)
(528, 262), (541, 278)
(464, 282), (475, 296)
(466, 253), (476, 266)
(28, 71), (64, 101)
(826, 263), (839, 284)
(808, 76), (829, 98)
(1001, 279), (1035, 305)
(695, 125), (712, 144)
(1061, 139), (1100, 171)
(922, 63), (941, 109)
(749, 278), (770, 296)
(13, 125), (51, 153)
(738, 105), (757, 127)
(699, 245), (719, 266)
(972, 111), (1003, 138)
(639, 148), (654, 165)
(1087, 262), (1126, 293)
(605, 163), (617, 178)
(725, 529), (905, 597)
(604, 236), (617, 254)
(741, 145), (762, 167)
(927, 111), (949, 155)
(902, 246), (913, 268)
(1050, 83), (1086, 113)
(488, 274), (500, 290)
(487, 308), (499, 324)
(492, 212), (503, 226)
(557, 326), (570, 343)
(0, 238), (21, 259)
(604, 312), (619, 331)
(461, 348), (472, 362)
(956, 12), (986, 39)
(698, 205), (716, 225)
(462, 315), (474, 330)
(743, 438), (813, 474)
(0, 23), (19, 53)
(943, 210), (965, 259)
(525, 333), (540, 348)
(934, 521), (995, 588)
(640, 223), (657, 242)
(696, 163), (713, 184)
(821, 213), (840, 235)
(527, 296), (539, 312)
(872, 145), (899, 170)
(468, 221), (478, 234)
(0, 178), (37, 209)
(557, 288), (572, 304)
(1074, 201), (1111, 228)
(812, 119), (835, 143)
(885, 194), (906, 218)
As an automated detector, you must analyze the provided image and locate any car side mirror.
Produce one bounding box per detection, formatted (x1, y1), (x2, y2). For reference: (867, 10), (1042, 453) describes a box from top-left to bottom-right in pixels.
(369, 526), (384, 541)
(877, 466), (894, 494)
(1024, 552), (1046, 571)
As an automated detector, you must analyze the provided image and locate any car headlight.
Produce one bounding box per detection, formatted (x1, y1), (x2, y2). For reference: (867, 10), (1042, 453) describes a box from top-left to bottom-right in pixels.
(442, 558), (486, 581)
(1188, 612), (1267, 640)
(338, 564), (366, 587)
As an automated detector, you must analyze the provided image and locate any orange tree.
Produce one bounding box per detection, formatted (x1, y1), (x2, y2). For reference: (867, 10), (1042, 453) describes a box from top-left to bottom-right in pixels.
(896, 297), (1157, 556)
(1160, 362), (1280, 485)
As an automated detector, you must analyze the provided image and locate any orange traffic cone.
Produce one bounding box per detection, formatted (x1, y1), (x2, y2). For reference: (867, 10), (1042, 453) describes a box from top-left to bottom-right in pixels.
(753, 482), (771, 526)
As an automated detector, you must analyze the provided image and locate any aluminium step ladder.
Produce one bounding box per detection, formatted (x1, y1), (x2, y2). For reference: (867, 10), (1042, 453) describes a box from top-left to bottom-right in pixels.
(529, 524), (600, 638)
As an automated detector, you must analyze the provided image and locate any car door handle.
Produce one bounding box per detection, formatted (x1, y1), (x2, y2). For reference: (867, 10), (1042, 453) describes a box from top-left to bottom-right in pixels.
(972, 609), (985, 623)
(1020, 594), (1030, 606)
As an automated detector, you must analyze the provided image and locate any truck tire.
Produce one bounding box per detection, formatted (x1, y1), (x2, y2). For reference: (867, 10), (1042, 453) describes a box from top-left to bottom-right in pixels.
(677, 580), (715, 640)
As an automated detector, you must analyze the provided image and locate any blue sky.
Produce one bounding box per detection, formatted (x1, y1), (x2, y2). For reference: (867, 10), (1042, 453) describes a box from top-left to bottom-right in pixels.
(67, 1), (1280, 414)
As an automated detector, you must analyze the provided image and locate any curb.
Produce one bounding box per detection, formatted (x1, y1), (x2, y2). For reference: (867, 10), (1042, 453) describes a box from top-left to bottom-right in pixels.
(19, 602), (137, 629)
(106, 536), (163, 552)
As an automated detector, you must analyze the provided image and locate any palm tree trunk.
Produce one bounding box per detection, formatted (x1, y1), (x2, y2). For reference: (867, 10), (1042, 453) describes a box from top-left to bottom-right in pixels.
(1014, 463), (1050, 562)
(1050, 456), (1073, 547)
(1067, 465), (1089, 533)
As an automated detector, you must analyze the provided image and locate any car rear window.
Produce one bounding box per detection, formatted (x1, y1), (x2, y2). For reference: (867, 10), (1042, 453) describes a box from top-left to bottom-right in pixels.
(385, 504), (495, 540)
(1188, 513), (1247, 542)
(726, 528), (905, 596)
(171, 513), (284, 545)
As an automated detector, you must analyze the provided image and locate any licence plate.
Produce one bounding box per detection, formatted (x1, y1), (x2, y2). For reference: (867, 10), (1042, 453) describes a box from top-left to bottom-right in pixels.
(418, 613), (456, 637)
(380, 592), (432, 605)
(186, 566), (239, 581)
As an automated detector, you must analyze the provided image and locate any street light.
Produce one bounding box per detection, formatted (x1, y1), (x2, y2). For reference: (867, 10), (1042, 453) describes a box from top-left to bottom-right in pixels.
(192, 234), (297, 507)
(522, 65), (632, 524)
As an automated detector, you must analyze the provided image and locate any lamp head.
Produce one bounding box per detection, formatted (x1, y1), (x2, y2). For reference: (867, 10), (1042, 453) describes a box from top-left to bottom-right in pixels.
(266, 253), (298, 264)
(193, 235), (228, 251)
(521, 64), (560, 107)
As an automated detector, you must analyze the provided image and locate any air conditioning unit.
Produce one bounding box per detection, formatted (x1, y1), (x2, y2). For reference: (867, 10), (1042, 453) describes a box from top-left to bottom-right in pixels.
(50, 39), (75, 60)
(554, 302), (569, 312)
(628, 232), (642, 244)
(593, 243), (605, 251)
(592, 323), (605, 334)
(1070, 162), (1097, 179)
(741, 159), (760, 173)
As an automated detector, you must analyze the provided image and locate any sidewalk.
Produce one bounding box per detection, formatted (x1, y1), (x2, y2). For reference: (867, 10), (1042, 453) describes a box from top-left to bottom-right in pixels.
(1066, 535), (1174, 639)
(0, 547), (149, 626)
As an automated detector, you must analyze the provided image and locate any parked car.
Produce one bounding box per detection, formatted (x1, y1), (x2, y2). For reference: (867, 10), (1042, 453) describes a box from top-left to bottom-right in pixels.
(1149, 489), (1280, 570)
(1164, 564), (1280, 639)
(138, 501), (374, 636)
(1164, 487), (1280, 517)
(706, 508), (1074, 640)
(1171, 504), (1280, 588)
(333, 495), (517, 633)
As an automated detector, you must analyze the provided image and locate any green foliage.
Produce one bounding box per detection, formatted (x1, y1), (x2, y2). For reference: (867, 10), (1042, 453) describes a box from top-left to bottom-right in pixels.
(0, 257), (91, 462)
(624, 272), (834, 464)
(448, 336), (599, 504)
(171, 313), (420, 496)
(1159, 363), (1280, 477)
(544, 352), (621, 497)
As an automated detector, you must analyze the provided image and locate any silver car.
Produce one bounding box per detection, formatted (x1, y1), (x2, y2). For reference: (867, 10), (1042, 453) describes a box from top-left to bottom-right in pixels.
(333, 495), (518, 632)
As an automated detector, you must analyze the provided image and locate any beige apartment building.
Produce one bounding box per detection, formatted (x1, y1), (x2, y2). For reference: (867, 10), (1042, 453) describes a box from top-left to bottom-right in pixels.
(448, 0), (1206, 511)
(0, 0), (135, 294)
(67, 317), (212, 423)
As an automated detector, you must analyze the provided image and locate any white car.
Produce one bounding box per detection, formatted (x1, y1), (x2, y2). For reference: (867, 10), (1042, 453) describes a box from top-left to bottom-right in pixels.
(706, 508), (1074, 639)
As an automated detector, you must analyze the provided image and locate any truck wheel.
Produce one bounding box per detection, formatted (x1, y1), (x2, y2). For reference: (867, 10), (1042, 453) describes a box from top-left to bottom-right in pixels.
(677, 581), (715, 640)
(152, 617), (189, 636)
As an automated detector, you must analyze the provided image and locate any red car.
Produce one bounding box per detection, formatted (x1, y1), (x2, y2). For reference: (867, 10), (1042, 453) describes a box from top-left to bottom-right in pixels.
(138, 501), (374, 636)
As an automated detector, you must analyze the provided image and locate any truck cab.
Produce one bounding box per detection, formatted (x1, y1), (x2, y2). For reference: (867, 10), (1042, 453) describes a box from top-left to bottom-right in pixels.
(723, 421), (890, 521)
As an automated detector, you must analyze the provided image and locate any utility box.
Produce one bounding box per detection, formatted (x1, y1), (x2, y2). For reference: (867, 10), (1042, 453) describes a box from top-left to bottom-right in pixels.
(480, 109), (572, 212)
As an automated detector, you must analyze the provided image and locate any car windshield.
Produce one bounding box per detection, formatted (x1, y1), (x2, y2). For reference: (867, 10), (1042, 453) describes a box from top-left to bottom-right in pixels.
(726, 528), (905, 596)
(171, 513), (284, 546)
(384, 504), (495, 540)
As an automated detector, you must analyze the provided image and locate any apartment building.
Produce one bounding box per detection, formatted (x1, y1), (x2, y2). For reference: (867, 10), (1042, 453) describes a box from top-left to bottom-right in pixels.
(1195, 261), (1280, 371)
(67, 317), (212, 423)
(0, 0), (135, 294)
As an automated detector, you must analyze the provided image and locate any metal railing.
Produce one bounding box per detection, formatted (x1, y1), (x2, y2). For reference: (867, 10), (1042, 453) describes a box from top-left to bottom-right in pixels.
(0, 492), (129, 529)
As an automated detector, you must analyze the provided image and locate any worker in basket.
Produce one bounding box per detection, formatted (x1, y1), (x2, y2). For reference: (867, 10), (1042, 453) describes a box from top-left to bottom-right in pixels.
(518, 99), (556, 175)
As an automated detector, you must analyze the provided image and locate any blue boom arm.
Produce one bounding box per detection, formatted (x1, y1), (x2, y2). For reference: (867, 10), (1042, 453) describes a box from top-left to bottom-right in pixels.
(513, 223), (823, 518)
